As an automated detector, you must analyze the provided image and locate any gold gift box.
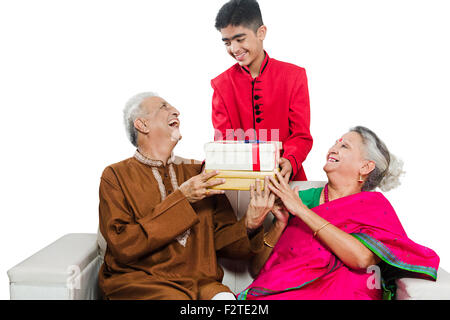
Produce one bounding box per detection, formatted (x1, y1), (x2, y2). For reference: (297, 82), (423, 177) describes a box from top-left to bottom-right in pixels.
(205, 169), (279, 191)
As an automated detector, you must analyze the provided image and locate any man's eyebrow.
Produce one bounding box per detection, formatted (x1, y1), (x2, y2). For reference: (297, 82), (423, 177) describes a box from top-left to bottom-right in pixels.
(222, 33), (247, 41)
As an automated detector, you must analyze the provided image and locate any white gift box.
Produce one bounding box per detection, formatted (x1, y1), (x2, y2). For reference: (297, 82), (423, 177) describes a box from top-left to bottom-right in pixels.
(204, 141), (282, 172)
(203, 141), (282, 190)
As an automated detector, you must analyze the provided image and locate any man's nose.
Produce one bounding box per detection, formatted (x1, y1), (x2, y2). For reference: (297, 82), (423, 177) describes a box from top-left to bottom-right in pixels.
(171, 106), (180, 116)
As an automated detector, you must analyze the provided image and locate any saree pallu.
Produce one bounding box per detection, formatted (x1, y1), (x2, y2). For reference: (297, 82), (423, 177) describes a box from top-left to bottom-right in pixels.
(238, 191), (439, 300)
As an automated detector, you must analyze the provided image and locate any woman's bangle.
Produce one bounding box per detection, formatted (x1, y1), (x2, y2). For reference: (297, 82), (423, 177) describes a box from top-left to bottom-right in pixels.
(313, 222), (331, 237)
(263, 232), (275, 248)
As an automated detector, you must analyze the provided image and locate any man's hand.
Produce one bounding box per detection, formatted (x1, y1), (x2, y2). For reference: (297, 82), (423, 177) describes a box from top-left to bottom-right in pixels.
(279, 157), (293, 181)
(245, 176), (276, 232)
(179, 170), (226, 203)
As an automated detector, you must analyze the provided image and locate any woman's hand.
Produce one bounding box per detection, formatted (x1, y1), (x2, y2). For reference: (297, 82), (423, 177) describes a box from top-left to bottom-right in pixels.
(269, 172), (381, 270)
(271, 199), (290, 230)
(245, 176), (276, 232)
(267, 172), (307, 217)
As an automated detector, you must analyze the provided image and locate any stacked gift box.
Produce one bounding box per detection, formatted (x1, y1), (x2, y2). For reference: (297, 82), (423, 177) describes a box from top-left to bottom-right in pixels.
(204, 140), (282, 191)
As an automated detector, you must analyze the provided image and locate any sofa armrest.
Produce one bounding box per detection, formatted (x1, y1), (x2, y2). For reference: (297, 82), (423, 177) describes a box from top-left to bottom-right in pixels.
(7, 233), (102, 300)
(396, 267), (450, 300)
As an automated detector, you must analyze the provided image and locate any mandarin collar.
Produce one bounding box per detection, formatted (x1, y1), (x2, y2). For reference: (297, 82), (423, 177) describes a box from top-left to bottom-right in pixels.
(134, 149), (175, 168)
(241, 50), (270, 77)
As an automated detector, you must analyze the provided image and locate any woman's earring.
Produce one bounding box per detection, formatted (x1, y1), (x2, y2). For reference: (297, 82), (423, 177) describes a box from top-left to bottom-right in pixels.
(358, 175), (364, 183)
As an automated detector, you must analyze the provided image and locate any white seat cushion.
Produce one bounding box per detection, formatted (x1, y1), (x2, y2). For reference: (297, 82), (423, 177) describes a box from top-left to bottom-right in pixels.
(396, 267), (450, 300)
(8, 233), (98, 284)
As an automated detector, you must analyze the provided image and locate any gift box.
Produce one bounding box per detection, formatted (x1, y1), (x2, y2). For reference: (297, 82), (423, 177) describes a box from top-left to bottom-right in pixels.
(204, 141), (281, 191)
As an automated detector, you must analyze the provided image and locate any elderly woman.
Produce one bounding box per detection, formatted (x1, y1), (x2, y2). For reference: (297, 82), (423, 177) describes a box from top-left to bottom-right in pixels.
(239, 126), (439, 300)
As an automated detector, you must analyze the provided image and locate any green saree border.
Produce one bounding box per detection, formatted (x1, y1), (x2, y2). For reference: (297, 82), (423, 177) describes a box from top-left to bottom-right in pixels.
(351, 232), (437, 280)
(237, 255), (342, 300)
(238, 233), (437, 300)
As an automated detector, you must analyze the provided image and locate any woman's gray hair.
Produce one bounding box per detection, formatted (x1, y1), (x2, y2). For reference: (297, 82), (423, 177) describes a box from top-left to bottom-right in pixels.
(123, 92), (158, 147)
(350, 126), (405, 192)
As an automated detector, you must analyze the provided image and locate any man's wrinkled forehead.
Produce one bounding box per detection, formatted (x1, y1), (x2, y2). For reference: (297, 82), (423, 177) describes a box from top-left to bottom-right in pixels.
(140, 96), (168, 113)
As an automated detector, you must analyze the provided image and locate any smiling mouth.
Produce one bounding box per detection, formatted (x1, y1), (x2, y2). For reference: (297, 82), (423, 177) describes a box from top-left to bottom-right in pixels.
(328, 156), (339, 163)
(234, 52), (247, 61)
(168, 119), (180, 128)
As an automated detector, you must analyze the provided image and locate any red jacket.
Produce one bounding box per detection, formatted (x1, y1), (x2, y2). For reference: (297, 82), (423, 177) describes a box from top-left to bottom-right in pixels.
(211, 52), (313, 181)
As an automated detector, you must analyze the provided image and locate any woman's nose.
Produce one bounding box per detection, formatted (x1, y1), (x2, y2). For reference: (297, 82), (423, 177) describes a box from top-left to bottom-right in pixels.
(328, 144), (338, 154)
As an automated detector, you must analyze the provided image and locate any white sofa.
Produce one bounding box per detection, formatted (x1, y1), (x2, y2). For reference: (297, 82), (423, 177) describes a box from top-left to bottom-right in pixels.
(7, 181), (450, 300)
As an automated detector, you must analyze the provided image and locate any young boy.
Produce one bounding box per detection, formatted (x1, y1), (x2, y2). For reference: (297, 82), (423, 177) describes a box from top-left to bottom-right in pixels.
(211, 0), (313, 181)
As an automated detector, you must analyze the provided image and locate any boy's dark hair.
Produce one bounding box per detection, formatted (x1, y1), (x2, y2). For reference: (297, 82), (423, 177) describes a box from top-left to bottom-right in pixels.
(215, 0), (264, 32)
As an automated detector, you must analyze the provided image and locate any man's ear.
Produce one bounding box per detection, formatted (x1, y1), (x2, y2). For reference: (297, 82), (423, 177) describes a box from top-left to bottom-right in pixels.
(134, 118), (149, 134)
(257, 25), (267, 41)
(360, 160), (376, 176)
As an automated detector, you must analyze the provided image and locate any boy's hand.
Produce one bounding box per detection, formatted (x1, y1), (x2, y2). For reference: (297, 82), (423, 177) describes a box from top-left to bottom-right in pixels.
(279, 157), (293, 181)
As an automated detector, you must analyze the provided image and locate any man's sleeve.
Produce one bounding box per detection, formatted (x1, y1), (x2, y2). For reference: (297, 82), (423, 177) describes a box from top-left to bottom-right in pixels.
(99, 167), (199, 265)
(211, 81), (234, 141)
(213, 194), (264, 259)
(282, 68), (313, 178)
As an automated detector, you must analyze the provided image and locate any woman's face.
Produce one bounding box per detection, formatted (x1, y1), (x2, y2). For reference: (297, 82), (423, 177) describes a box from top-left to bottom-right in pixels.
(323, 131), (369, 180)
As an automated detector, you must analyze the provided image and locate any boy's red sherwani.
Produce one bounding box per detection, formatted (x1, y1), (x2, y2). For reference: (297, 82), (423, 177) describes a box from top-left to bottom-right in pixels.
(211, 52), (313, 181)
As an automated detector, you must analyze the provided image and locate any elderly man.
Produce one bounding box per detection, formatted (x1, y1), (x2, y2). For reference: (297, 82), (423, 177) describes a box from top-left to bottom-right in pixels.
(98, 92), (271, 300)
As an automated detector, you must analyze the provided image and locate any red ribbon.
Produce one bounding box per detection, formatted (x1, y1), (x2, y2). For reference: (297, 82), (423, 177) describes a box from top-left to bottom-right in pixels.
(252, 143), (261, 171)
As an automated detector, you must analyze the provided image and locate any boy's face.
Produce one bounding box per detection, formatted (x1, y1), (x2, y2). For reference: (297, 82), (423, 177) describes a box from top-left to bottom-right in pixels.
(220, 24), (266, 69)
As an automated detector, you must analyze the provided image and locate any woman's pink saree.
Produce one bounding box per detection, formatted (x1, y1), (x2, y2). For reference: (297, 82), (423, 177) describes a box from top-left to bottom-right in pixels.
(238, 191), (439, 300)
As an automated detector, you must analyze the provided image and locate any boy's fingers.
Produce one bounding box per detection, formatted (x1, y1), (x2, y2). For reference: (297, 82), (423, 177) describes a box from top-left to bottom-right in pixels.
(275, 171), (288, 188)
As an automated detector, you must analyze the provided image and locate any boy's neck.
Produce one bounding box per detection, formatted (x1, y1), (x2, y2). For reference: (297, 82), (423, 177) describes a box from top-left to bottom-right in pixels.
(248, 50), (266, 78)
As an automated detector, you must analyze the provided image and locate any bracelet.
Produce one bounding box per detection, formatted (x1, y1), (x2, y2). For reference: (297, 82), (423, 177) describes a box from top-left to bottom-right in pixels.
(263, 232), (275, 248)
(313, 222), (331, 237)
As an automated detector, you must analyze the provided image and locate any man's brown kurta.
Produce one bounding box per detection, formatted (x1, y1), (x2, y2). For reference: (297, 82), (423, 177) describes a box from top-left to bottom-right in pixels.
(98, 152), (263, 300)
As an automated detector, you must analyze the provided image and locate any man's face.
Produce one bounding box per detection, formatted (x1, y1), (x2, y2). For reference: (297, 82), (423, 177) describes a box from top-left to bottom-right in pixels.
(220, 24), (266, 69)
(137, 96), (182, 143)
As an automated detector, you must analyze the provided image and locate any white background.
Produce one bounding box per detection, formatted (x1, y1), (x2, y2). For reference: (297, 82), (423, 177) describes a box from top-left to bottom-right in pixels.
(1, 0), (449, 300)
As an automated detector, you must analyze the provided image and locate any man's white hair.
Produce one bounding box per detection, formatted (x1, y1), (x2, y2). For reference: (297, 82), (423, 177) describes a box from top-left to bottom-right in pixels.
(123, 92), (159, 147)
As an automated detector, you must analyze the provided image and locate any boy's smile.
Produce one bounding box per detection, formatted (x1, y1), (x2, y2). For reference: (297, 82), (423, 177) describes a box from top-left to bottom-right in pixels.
(220, 24), (266, 77)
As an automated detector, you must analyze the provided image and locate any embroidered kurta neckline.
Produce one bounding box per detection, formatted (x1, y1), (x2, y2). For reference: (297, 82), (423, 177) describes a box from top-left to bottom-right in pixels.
(134, 149), (176, 167)
(133, 149), (190, 247)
